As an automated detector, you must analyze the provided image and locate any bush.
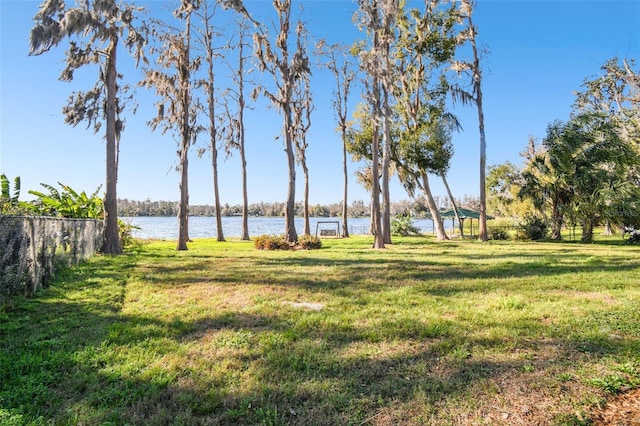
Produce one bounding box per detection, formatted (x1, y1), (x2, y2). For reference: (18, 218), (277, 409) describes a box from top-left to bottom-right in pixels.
(489, 228), (510, 241)
(254, 234), (291, 250)
(516, 215), (548, 241)
(118, 219), (140, 248)
(487, 218), (513, 240)
(391, 214), (421, 236)
(297, 234), (322, 250)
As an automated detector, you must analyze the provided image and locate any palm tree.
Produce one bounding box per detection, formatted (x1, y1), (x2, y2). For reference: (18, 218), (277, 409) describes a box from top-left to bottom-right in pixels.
(450, 0), (488, 241)
(520, 114), (639, 242)
(569, 114), (638, 242)
(519, 120), (577, 240)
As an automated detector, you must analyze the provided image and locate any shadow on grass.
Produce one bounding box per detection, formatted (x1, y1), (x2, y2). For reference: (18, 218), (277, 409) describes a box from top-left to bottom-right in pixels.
(2, 240), (639, 424)
(4, 289), (638, 425)
(131, 255), (638, 300)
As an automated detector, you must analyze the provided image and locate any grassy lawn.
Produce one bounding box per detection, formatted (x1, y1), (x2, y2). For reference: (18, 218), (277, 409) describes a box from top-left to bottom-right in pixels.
(1, 235), (639, 425)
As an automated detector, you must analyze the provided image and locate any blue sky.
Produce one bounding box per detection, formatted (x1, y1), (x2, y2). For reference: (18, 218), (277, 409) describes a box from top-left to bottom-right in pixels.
(1, 0), (639, 207)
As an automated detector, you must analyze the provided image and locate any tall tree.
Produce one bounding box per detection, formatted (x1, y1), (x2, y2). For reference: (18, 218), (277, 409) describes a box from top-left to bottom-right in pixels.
(292, 50), (313, 235)
(347, 102), (399, 237)
(450, 0), (488, 241)
(29, 0), (146, 255)
(356, 0), (386, 249)
(316, 41), (358, 238)
(253, 0), (311, 243)
(378, 0), (400, 245)
(392, 0), (460, 240)
(141, 0), (201, 250)
(195, 0), (225, 241)
(220, 20), (254, 241)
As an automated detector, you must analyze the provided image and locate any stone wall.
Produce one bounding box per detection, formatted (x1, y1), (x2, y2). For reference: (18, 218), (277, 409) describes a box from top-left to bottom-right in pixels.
(0, 216), (104, 305)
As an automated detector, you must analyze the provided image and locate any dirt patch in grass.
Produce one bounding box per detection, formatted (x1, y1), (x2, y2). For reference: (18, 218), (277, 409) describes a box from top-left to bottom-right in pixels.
(591, 388), (640, 425)
(282, 301), (324, 311)
(548, 289), (619, 305)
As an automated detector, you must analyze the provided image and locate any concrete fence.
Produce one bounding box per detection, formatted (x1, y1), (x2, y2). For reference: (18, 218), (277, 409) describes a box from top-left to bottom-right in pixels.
(0, 216), (104, 305)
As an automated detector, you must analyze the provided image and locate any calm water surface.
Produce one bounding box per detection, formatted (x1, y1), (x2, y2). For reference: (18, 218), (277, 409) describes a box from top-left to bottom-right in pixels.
(122, 216), (438, 240)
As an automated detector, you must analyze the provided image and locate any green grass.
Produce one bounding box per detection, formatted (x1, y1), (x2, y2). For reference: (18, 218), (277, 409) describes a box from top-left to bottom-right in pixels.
(1, 235), (639, 425)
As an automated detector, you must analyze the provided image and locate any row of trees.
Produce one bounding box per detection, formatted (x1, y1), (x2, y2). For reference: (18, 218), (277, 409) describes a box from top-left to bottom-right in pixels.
(487, 58), (640, 242)
(29, 0), (490, 253)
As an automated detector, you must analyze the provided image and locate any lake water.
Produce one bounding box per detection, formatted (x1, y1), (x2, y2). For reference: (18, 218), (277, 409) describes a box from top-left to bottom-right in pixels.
(122, 216), (439, 240)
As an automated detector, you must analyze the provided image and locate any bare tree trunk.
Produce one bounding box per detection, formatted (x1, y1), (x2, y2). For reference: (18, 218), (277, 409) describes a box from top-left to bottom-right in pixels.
(369, 6), (384, 250)
(381, 85), (392, 245)
(206, 60), (224, 242)
(468, 12), (487, 242)
(102, 34), (122, 255)
(212, 147), (224, 241)
(341, 133), (350, 238)
(284, 102), (298, 243)
(550, 199), (563, 240)
(371, 89), (384, 249)
(177, 148), (190, 250)
(303, 162), (310, 235)
(202, 4), (224, 243)
(441, 173), (463, 237)
(237, 29), (250, 241)
(422, 173), (448, 240)
(177, 11), (192, 251)
(239, 113), (250, 240)
(478, 102), (488, 241)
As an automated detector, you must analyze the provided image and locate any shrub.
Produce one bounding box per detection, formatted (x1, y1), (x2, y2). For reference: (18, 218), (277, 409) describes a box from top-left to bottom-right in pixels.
(254, 234), (291, 250)
(489, 228), (510, 241)
(297, 234), (322, 250)
(391, 214), (421, 236)
(516, 215), (548, 241)
(487, 218), (514, 240)
(118, 219), (140, 248)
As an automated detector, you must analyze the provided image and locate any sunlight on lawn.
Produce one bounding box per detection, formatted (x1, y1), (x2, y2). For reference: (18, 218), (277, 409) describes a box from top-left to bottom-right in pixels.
(1, 236), (639, 425)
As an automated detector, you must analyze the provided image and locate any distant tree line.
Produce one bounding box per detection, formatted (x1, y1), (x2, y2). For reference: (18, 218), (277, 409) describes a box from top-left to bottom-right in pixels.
(116, 195), (479, 218)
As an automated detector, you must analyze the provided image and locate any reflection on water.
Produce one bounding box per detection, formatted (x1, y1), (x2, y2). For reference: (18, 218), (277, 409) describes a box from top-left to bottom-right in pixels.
(121, 216), (438, 240)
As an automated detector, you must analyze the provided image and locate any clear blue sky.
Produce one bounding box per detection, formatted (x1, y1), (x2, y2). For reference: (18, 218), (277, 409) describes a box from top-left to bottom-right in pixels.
(1, 0), (638, 207)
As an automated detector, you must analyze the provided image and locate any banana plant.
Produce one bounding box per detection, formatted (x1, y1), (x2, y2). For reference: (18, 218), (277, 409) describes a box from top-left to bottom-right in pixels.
(28, 182), (103, 219)
(1, 174), (21, 204)
(0, 174), (25, 215)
